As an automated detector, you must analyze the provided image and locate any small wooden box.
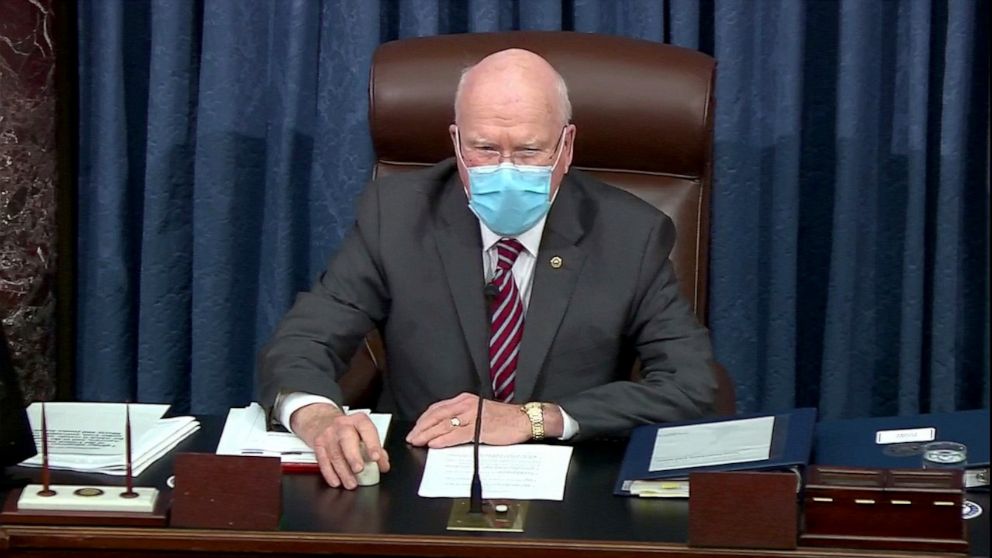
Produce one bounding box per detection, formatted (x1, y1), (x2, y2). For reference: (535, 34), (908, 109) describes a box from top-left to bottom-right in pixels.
(170, 453), (282, 530)
(688, 471), (799, 550)
(801, 466), (966, 553)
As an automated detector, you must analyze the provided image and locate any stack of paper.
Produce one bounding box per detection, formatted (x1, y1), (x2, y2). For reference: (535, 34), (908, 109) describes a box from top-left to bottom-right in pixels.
(216, 402), (390, 464)
(626, 479), (689, 498)
(19, 402), (199, 476)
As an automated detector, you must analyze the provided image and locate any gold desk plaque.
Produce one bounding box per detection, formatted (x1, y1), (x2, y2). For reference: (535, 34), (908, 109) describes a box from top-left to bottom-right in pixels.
(447, 499), (528, 532)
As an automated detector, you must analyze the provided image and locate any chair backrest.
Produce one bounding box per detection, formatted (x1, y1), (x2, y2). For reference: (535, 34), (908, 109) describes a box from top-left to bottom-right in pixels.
(370, 31), (715, 323)
(346, 31), (733, 416)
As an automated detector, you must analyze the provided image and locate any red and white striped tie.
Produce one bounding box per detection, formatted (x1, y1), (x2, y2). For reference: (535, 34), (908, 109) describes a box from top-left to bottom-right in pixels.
(489, 238), (525, 403)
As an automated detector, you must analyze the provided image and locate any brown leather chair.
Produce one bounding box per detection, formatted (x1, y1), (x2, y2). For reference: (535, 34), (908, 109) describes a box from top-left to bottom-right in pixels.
(344, 31), (736, 416)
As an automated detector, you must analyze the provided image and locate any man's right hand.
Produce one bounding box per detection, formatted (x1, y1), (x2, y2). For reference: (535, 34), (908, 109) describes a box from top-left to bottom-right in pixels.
(290, 402), (391, 489)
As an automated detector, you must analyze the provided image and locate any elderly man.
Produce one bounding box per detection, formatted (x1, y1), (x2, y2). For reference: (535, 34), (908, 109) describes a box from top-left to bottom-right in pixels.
(259, 49), (717, 489)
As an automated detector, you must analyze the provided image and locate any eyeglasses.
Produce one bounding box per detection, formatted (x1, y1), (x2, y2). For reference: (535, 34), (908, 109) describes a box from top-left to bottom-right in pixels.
(457, 127), (566, 167)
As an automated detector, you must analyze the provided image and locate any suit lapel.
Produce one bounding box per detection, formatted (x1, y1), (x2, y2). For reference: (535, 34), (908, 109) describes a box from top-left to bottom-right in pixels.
(514, 178), (587, 403)
(432, 174), (493, 397)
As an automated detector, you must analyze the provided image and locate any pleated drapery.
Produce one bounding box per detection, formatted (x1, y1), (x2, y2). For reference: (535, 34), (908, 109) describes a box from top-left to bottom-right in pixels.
(76, 0), (989, 417)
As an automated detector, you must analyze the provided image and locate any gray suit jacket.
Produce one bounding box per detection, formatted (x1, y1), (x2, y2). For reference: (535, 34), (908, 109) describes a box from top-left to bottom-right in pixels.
(258, 159), (717, 438)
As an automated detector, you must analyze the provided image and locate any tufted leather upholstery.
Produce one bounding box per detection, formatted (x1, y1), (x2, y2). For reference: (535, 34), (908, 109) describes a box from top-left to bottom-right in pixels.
(345, 31), (734, 416)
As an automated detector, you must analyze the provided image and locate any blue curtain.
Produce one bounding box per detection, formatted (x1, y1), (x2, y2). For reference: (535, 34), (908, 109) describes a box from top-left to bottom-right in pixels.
(76, 0), (989, 417)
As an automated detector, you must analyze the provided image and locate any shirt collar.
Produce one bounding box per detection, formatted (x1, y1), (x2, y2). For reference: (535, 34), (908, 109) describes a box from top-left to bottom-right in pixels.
(479, 215), (546, 258)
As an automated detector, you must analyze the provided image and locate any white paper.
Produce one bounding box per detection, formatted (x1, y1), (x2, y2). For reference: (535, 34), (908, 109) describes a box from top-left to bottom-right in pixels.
(19, 402), (199, 476)
(627, 479), (689, 498)
(417, 444), (573, 500)
(23, 402), (168, 455)
(216, 402), (390, 463)
(112, 418), (200, 476)
(875, 427), (935, 445)
(649, 416), (775, 472)
(47, 419), (201, 476)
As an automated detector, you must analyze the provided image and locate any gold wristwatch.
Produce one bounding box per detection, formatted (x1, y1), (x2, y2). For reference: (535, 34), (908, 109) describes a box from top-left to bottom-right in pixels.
(521, 402), (545, 440)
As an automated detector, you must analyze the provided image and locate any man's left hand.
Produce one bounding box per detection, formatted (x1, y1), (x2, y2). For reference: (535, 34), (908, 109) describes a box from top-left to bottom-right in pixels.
(406, 392), (532, 448)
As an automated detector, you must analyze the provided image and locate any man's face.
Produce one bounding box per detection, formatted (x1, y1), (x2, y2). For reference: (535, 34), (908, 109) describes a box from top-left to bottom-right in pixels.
(450, 78), (575, 198)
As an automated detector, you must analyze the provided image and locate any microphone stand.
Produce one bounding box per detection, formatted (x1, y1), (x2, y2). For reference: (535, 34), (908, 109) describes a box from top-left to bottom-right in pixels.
(468, 394), (485, 514)
(446, 281), (528, 532)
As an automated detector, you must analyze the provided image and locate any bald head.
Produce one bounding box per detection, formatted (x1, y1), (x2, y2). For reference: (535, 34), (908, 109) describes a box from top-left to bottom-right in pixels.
(454, 49), (572, 128)
(449, 49), (577, 198)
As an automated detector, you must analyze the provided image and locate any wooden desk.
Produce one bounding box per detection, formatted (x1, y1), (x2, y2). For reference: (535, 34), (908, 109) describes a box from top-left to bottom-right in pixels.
(2, 416), (987, 558)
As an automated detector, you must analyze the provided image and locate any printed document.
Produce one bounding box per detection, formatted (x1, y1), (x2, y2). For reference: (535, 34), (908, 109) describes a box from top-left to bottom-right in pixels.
(418, 444), (573, 500)
(24, 402), (167, 454)
(649, 415), (774, 472)
(19, 402), (199, 476)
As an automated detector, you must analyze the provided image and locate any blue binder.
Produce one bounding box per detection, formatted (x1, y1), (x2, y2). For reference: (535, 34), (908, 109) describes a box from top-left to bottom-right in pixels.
(614, 408), (818, 496)
(812, 408), (989, 469)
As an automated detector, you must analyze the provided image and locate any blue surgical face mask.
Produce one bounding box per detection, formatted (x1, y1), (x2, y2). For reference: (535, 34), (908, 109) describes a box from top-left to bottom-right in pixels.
(457, 128), (566, 237)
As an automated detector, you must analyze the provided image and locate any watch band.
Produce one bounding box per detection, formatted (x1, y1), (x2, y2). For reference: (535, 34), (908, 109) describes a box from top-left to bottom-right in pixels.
(522, 402), (545, 440)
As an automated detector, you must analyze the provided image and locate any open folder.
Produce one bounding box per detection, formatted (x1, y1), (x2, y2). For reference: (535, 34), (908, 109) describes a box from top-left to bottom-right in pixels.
(614, 408), (817, 496)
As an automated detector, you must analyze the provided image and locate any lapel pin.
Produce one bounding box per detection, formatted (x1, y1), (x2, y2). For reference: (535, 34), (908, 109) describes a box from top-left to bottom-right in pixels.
(550, 256), (563, 269)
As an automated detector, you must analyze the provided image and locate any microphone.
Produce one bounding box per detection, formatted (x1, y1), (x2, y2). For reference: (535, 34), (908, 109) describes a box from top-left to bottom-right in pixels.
(483, 282), (499, 306)
(469, 396), (485, 513)
(447, 281), (526, 531)
(471, 282), (497, 514)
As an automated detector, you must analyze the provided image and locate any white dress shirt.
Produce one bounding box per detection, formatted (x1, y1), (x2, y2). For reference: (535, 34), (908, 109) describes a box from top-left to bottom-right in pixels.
(275, 209), (580, 440)
(477, 217), (580, 439)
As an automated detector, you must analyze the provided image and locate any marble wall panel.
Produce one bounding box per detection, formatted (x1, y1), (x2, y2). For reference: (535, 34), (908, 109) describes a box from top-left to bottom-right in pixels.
(0, 0), (58, 401)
